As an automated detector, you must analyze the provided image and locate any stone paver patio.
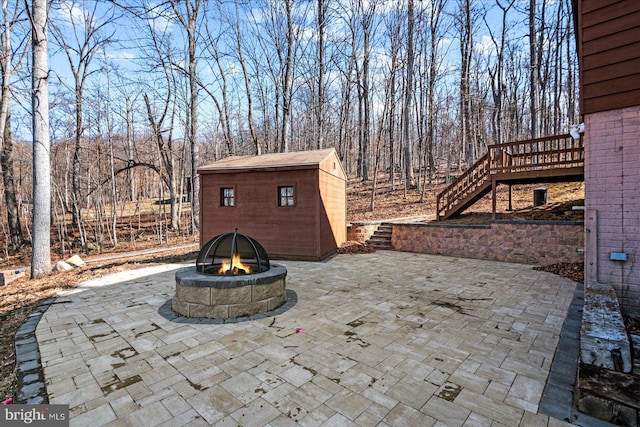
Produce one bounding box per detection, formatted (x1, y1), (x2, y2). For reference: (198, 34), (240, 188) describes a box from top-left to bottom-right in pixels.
(36, 251), (577, 426)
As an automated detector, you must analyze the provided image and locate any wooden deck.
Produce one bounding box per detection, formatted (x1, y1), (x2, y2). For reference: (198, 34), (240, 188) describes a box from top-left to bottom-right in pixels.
(436, 134), (584, 220)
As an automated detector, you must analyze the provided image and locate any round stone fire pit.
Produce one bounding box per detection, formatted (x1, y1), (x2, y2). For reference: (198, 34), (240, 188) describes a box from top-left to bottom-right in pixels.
(172, 231), (288, 319)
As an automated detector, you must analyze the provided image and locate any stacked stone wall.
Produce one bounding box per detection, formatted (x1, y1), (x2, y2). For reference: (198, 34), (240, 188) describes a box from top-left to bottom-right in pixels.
(392, 220), (584, 265)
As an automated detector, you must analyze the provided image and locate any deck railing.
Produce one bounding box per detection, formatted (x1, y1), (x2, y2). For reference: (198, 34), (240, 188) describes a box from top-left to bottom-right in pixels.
(436, 134), (584, 219)
(488, 134), (584, 174)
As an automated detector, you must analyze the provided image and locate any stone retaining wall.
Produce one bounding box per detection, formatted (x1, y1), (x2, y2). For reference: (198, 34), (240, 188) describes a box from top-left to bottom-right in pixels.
(347, 223), (379, 243)
(391, 220), (584, 265)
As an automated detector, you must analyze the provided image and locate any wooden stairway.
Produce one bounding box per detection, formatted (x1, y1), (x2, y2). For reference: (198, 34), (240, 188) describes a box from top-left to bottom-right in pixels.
(366, 223), (393, 250)
(436, 134), (584, 220)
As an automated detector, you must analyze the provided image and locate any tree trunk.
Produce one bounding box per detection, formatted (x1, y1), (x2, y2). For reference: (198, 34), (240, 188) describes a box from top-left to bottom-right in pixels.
(403, 0), (415, 186)
(361, 21), (370, 181)
(125, 97), (135, 201)
(529, 0), (539, 138)
(30, 0), (51, 278)
(280, 0), (293, 153)
(458, 0), (474, 165)
(389, 60), (396, 191)
(188, 12), (200, 231)
(234, 1), (260, 155)
(426, 0), (444, 185)
(72, 82), (83, 241)
(316, 0), (326, 150)
(0, 0), (26, 252)
(1, 109), (25, 251)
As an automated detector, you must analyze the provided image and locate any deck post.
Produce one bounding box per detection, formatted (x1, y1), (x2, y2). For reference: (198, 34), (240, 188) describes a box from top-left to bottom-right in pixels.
(507, 185), (512, 211)
(491, 179), (497, 220)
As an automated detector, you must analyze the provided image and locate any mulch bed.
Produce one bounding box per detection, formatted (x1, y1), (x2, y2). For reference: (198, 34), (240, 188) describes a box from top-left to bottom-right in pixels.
(534, 262), (585, 284)
(337, 241), (377, 254)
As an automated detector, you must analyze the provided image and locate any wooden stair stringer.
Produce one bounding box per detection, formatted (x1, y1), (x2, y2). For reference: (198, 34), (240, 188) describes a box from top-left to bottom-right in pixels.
(440, 178), (493, 220)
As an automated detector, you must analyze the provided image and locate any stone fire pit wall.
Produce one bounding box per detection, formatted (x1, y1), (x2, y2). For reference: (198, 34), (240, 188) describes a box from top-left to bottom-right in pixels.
(173, 265), (287, 319)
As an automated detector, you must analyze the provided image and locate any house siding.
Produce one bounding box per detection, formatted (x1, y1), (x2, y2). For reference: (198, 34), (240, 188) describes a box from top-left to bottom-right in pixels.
(578, 1), (640, 114)
(585, 105), (640, 313)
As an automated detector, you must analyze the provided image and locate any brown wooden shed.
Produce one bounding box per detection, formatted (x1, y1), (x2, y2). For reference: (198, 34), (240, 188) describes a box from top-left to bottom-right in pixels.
(198, 148), (347, 260)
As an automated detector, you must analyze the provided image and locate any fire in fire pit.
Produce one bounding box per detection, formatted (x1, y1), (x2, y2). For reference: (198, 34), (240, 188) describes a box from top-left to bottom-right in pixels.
(196, 229), (270, 275)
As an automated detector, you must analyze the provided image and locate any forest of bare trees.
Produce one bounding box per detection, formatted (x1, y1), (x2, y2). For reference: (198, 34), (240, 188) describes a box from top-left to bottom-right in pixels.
(0, 0), (578, 265)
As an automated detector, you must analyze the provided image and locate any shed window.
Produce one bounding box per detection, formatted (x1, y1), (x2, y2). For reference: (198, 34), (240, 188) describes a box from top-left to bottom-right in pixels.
(221, 187), (235, 207)
(278, 186), (295, 207)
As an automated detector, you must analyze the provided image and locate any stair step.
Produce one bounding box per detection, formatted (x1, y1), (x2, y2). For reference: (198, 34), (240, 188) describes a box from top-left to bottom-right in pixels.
(367, 242), (393, 249)
(367, 238), (393, 248)
(372, 231), (392, 238)
(368, 237), (391, 243)
(366, 223), (394, 250)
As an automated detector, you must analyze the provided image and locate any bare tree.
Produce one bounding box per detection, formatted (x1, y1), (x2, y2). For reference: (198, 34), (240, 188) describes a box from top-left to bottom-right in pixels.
(402, 0), (415, 188)
(456, 0), (475, 165)
(50, 1), (116, 248)
(28, 0), (51, 278)
(168, 0), (202, 231)
(383, 4), (402, 190)
(280, 0), (293, 153)
(529, 0), (539, 138)
(231, 1), (260, 154)
(485, 0), (516, 146)
(144, 92), (178, 230)
(0, 0), (29, 251)
(422, 0), (448, 190)
(199, 8), (235, 156)
(315, 0), (328, 150)
(139, 5), (181, 231)
(353, 0), (377, 181)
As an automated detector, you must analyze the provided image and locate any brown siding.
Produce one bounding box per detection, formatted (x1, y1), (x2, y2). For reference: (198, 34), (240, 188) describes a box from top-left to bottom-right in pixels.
(578, 1), (640, 113)
(318, 151), (347, 257)
(200, 168), (323, 260)
(318, 169), (346, 257)
(199, 158), (346, 260)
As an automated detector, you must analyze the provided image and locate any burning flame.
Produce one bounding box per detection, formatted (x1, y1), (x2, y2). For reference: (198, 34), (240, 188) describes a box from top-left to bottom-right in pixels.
(219, 253), (252, 275)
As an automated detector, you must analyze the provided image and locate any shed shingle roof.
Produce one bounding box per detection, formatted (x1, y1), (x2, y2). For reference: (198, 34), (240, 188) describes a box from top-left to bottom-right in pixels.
(198, 148), (338, 172)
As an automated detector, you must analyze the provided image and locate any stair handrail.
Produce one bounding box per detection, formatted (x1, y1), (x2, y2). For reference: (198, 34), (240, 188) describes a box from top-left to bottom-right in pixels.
(436, 152), (491, 220)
